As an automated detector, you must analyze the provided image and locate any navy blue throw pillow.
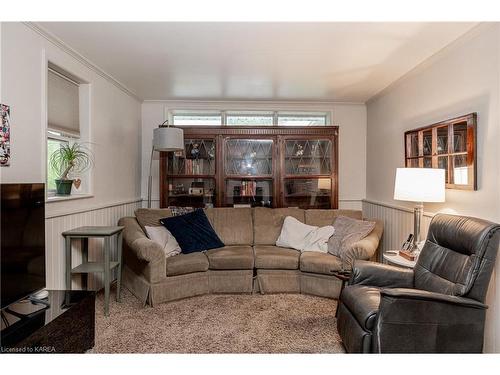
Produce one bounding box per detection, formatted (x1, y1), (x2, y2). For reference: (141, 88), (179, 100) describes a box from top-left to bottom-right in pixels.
(160, 209), (224, 254)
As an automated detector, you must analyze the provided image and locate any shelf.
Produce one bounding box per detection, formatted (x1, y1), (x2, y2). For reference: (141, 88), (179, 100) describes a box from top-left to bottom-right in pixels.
(167, 175), (215, 178)
(71, 261), (119, 274)
(285, 194), (330, 198)
(168, 194), (213, 198)
(224, 176), (273, 179)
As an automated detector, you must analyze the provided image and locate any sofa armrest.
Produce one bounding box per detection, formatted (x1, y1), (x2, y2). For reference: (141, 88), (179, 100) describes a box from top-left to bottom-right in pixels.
(380, 288), (486, 309)
(118, 217), (164, 263)
(340, 219), (383, 269)
(350, 260), (414, 288)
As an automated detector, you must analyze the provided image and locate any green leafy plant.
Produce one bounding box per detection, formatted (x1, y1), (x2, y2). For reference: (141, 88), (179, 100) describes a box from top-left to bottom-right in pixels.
(49, 142), (93, 180)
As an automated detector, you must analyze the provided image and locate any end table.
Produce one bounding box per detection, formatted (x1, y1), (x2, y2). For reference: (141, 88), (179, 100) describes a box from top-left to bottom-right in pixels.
(62, 226), (124, 316)
(382, 251), (417, 269)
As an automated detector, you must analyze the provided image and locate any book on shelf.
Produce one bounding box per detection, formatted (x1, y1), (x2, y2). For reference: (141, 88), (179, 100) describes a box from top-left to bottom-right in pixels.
(240, 181), (257, 196)
(184, 159), (204, 175)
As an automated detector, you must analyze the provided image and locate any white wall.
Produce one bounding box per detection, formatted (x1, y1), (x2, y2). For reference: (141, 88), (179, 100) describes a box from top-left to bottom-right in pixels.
(365, 23), (500, 352)
(0, 22), (142, 289)
(141, 100), (366, 209)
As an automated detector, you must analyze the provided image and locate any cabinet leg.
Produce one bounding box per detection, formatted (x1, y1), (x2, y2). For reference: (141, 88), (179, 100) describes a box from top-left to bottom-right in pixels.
(104, 237), (111, 317)
(116, 232), (123, 302)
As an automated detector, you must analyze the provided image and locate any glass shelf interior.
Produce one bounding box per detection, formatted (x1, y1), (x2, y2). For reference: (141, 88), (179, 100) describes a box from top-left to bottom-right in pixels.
(225, 139), (273, 176)
(283, 178), (332, 209)
(225, 179), (273, 207)
(167, 177), (216, 208)
(285, 139), (332, 175)
(168, 139), (216, 175)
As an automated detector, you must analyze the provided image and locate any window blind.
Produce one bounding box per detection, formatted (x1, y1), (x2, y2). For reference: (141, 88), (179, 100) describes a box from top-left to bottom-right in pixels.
(47, 69), (80, 136)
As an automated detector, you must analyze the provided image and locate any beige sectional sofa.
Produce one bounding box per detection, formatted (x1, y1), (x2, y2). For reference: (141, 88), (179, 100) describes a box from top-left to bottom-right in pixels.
(118, 207), (383, 306)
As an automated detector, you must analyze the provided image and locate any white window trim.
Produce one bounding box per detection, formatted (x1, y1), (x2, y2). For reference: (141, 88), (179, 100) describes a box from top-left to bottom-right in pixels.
(169, 109), (331, 126)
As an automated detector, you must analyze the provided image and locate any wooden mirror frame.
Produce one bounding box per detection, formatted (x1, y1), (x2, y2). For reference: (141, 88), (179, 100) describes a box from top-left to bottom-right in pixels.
(404, 113), (477, 190)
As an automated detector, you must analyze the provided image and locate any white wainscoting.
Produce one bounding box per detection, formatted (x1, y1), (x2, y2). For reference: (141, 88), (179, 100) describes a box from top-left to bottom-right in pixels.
(362, 199), (434, 256)
(45, 199), (142, 291)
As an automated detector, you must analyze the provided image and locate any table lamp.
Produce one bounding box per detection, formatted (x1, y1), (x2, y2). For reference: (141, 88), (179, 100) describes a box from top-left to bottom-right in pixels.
(147, 120), (184, 208)
(393, 168), (445, 253)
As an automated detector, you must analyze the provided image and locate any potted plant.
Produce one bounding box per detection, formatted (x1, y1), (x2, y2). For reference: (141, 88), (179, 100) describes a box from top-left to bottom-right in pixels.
(49, 142), (93, 196)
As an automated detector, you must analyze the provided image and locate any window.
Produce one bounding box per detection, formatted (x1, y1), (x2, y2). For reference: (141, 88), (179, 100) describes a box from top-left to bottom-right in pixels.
(46, 65), (83, 197)
(226, 111), (274, 126)
(47, 133), (70, 192)
(172, 114), (222, 126)
(277, 114), (327, 126)
(169, 110), (330, 126)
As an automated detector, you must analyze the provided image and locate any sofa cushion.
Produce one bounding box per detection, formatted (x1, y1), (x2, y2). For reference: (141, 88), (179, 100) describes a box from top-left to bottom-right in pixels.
(166, 252), (209, 276)
(160, 209), (224, 254)
(253, 207), (305, 245)
(328, 216), (375, 257)
(300, 252), (343, 275)
(340, 285), (381, 330)
(304, 209), (362, 227)
(204, 208), (253, 245)
(206, 246), (254, 270)
(254, 246), (300, 270)
(135, 208), (172, 232)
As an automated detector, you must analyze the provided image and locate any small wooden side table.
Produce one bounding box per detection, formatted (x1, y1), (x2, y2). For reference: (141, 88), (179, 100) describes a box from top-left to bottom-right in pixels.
(62, 226), (124, 316)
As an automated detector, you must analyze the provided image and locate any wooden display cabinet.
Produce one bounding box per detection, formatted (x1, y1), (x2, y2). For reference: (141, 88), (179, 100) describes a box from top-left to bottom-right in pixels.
(159, 126), (339, 209)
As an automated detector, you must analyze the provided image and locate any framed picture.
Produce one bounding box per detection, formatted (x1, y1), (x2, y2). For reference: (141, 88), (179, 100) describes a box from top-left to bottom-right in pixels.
(0, 104), (11, 167)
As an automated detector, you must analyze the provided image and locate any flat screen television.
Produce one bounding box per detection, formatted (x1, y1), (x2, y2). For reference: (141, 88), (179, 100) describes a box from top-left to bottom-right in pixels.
(1, 183), (45, 308)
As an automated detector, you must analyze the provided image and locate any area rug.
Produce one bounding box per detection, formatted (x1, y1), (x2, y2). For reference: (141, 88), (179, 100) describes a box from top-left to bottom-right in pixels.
(92, 287), (345, 353)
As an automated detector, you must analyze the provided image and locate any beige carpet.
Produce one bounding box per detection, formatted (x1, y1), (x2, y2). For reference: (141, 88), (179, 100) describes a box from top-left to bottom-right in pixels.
(93, 287), (345, 353)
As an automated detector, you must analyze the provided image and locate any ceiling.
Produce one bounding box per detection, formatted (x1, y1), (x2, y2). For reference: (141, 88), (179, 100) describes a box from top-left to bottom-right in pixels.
(38, 22), (477, 102)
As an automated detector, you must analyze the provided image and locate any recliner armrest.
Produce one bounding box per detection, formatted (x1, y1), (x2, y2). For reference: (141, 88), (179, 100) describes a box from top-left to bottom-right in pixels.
(350, 260), (414, 288)
(380, 288), (487, 309)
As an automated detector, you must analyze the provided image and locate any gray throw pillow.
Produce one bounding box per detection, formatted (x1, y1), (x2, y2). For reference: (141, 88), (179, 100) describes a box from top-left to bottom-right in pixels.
(328, 216), (375, 257)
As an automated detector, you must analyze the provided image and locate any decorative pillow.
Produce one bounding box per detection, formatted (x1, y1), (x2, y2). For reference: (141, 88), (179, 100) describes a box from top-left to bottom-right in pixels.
(135, 208), (172, 232)
(160, 209), (224, 254)
(276, 216), (334, 253)
(167, 206), (194, 217)
(144, 225), (181, 258)
(328, 216), (375, 257)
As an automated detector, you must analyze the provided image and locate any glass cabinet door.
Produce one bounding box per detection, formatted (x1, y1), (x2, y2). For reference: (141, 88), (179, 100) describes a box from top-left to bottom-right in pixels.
(284, 139), (332, 176)
(283, 139), (334, 209)
(224, 138), (273, 176)
(167, 138), (216, 176)
(165, 138), (216, 208)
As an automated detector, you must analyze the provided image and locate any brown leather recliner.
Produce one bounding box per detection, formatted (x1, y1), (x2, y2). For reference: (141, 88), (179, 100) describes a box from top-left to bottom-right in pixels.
(337, 213), (500, 353)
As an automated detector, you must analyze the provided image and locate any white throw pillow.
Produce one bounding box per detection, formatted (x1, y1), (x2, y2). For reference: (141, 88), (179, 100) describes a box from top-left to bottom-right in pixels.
(276, 216), (335, 253)
(145, 226), (181, 258)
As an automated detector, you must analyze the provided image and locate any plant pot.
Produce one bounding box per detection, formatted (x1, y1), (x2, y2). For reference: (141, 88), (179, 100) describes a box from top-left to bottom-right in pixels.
(55, 179), (74, 195)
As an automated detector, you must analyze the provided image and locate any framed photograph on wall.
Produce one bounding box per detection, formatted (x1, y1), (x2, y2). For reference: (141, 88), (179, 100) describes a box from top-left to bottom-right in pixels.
(0, 104), (11, 167)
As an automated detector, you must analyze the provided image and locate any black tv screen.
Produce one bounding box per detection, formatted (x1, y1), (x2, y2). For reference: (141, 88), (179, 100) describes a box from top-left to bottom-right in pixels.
(1, 183), (45, 308)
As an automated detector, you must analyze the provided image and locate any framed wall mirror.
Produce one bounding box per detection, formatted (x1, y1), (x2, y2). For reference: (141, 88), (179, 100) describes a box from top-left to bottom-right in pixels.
(404, 113), (477, 190)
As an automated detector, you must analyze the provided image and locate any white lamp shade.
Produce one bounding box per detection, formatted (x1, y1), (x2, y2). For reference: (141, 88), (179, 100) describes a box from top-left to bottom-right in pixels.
(153, 127), (184, 151)
(394, 168), (445, 203)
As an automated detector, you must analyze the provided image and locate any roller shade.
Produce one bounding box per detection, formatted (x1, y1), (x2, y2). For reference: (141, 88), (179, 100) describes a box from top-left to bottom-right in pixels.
(48, 69), (80, 136)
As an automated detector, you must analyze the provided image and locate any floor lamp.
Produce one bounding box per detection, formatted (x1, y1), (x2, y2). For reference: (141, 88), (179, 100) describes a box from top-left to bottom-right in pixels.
(393, 168), (445, 252)
(147, 121), (184, 208)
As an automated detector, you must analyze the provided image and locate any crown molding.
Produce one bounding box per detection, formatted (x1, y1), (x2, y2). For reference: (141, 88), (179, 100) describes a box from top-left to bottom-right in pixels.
(24, 22), (142, 102)
(366, 22), (492, 105)
(142, 99), (366, 106)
